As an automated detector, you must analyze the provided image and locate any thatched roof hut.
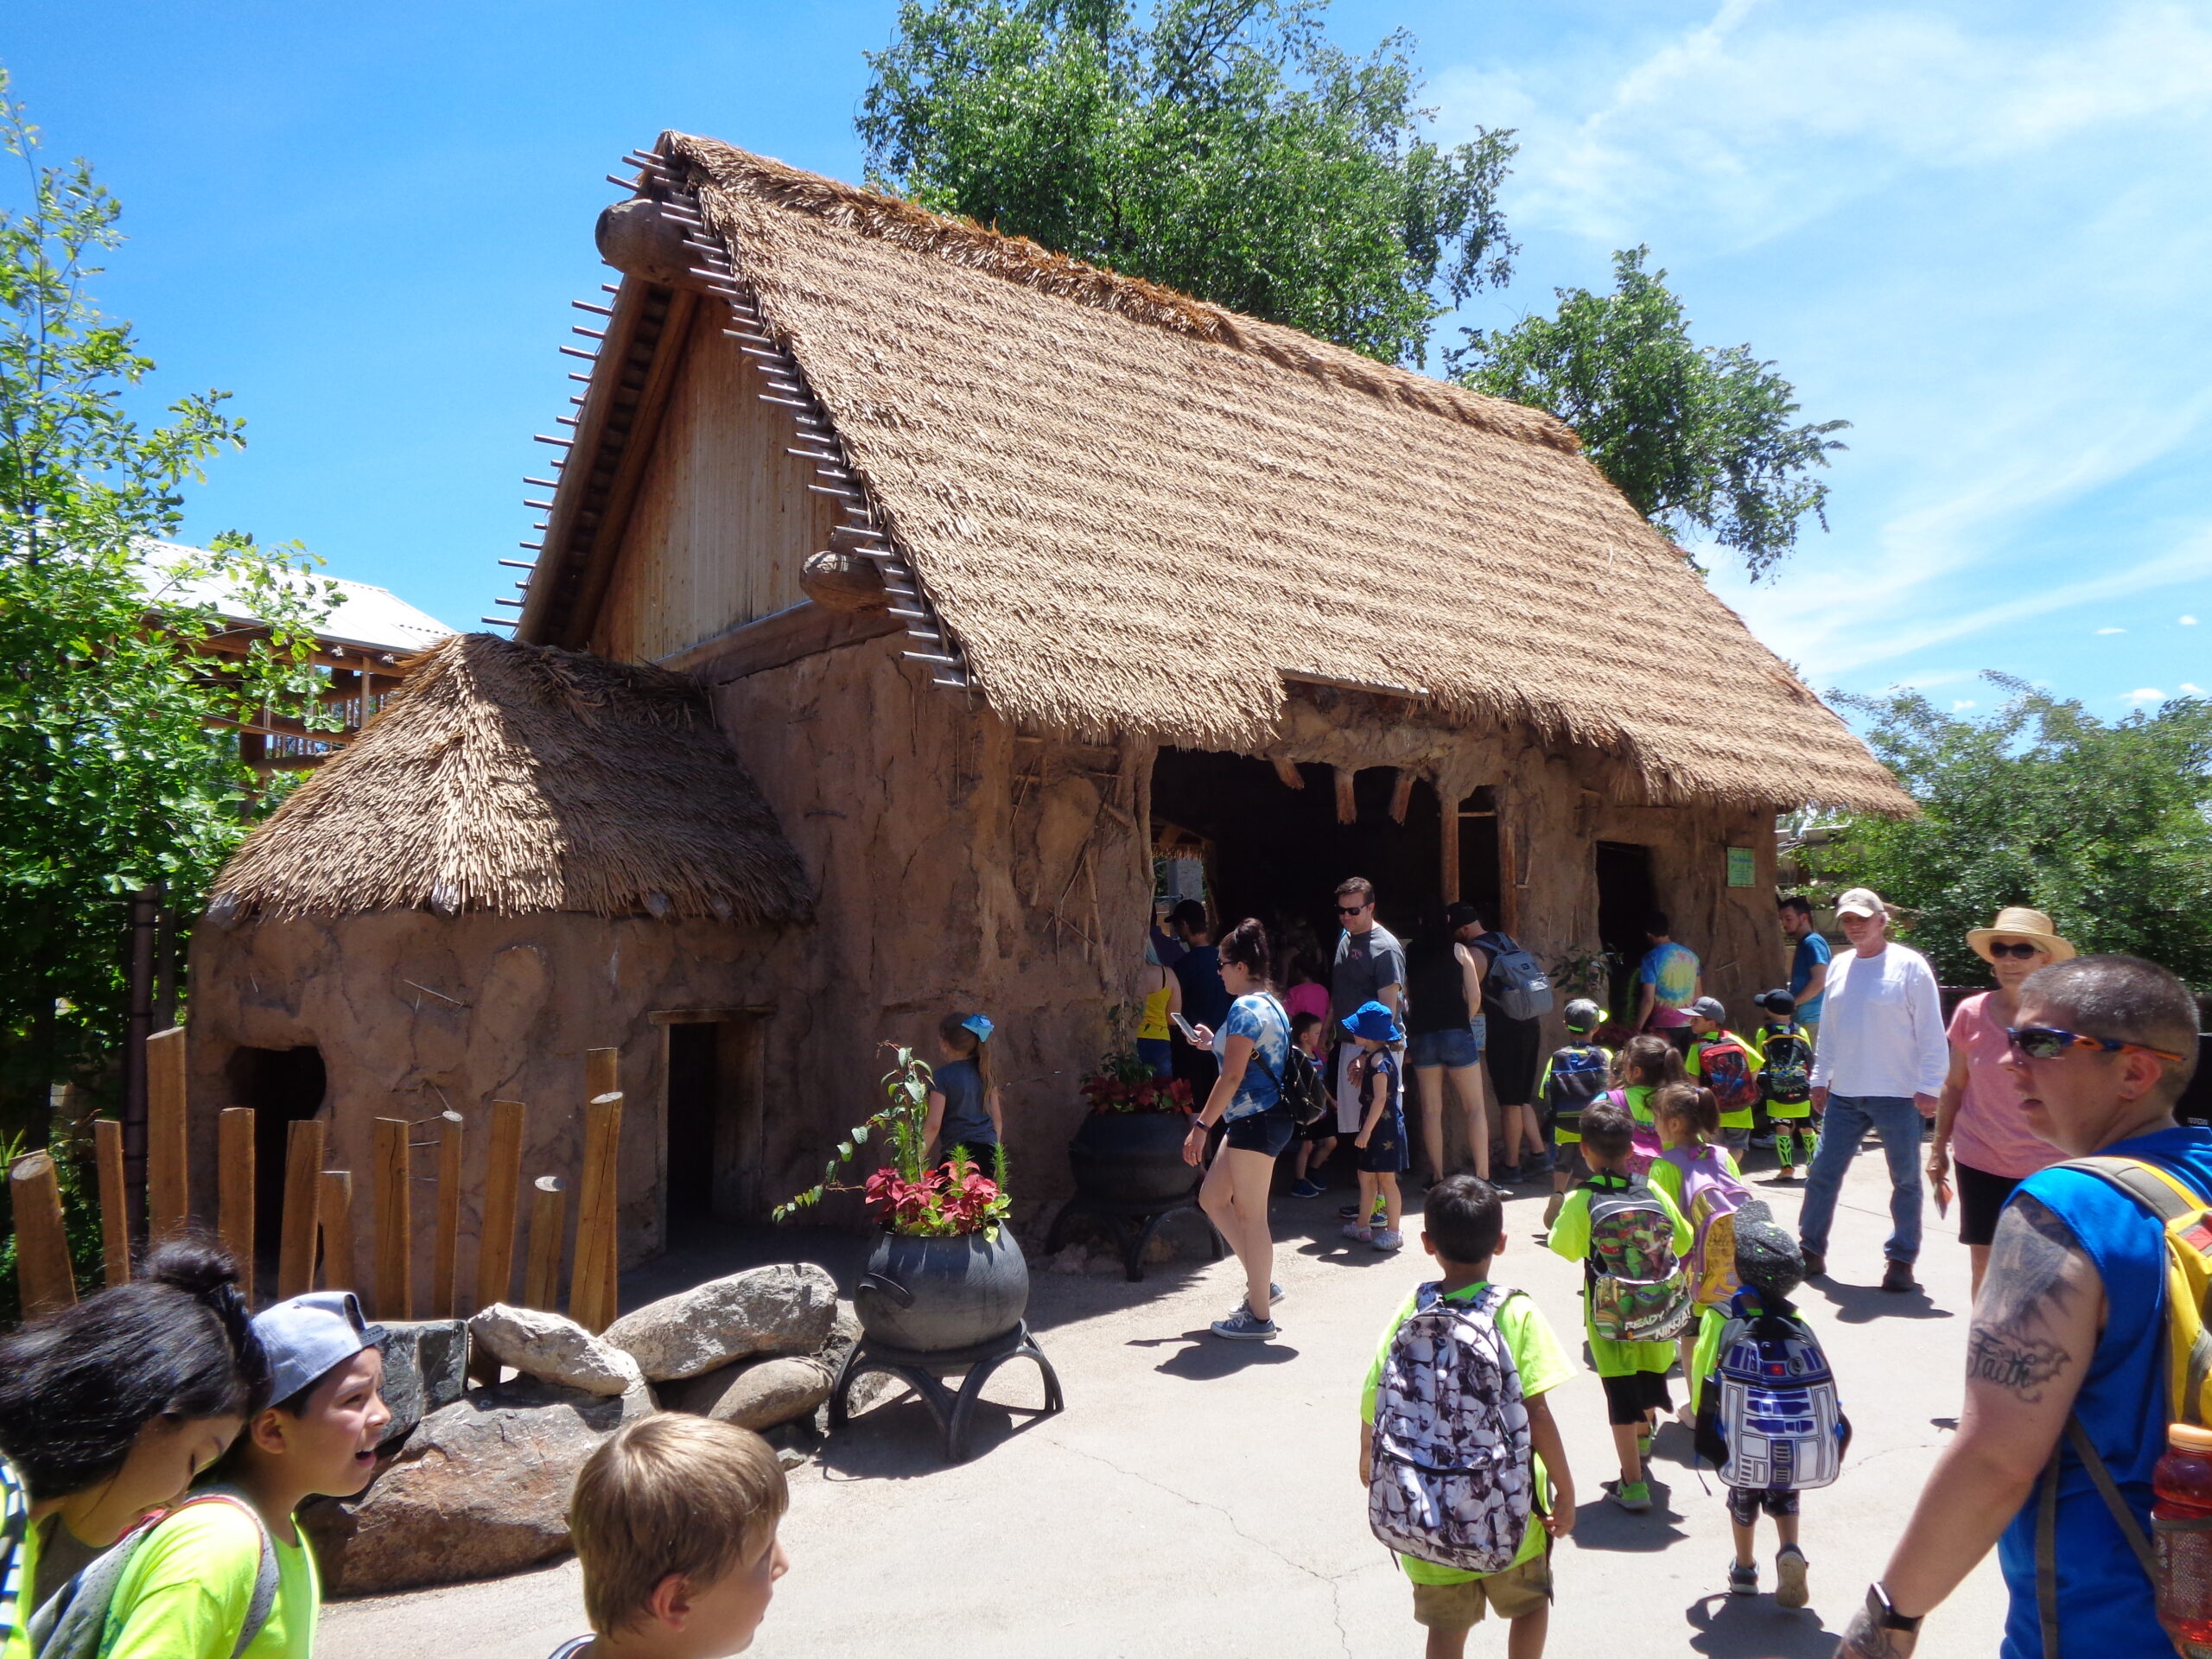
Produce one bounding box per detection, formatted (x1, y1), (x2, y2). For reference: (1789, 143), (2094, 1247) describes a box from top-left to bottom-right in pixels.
(207, 632), (810, 925)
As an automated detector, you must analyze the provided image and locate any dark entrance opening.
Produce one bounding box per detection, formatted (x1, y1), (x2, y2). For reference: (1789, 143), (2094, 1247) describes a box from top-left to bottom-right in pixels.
(1150, 751), (1443, 959)
(660, 1014), (766, 1236)
(227, 1045), (327, 1272)
(1594, 842), (1658, 1023)
(1455, 786), (1503, 928)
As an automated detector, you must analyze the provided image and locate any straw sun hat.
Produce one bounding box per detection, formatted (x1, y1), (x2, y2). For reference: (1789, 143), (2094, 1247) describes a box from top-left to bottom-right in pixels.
(1966, 906), (2077, 965)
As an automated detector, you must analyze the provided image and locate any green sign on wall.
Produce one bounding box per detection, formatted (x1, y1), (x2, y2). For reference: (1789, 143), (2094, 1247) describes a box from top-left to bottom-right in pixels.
(1726, 846), (1757, 888)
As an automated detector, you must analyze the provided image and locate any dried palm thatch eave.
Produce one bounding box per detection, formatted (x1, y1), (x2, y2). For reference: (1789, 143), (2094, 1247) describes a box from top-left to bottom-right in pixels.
(654, 135), (1912, 818)
(207, 633), (812, 925)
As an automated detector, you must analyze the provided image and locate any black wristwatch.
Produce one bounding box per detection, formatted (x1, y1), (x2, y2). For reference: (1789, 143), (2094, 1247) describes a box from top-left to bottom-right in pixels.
(1866, 1584), (1923, 1634)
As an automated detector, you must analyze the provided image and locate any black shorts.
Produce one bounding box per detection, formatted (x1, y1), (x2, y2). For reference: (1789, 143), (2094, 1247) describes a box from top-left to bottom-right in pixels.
(1223, 1108), (1295, 1157)
(1957, 1160), (2024, 1247)
(1483, 1015), (1543, 1108)
(1601, 1370), (1673, 1425)
(1726, 1486), (1800, 1525)
(1301, 1111), (1338, 1146)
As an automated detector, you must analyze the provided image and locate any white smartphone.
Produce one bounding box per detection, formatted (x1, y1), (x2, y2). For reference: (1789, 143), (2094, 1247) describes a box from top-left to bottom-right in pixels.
(1170, 1012), (1203, 1044)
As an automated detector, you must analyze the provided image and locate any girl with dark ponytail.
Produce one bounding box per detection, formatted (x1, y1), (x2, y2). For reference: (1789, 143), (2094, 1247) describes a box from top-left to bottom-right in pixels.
(0, 1234), (266, 1654)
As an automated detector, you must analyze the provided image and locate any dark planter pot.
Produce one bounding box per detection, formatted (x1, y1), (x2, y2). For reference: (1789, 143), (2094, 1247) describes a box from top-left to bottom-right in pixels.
(854, 1225), (1030, 1352)
(1068, 1110), (1202, 1208)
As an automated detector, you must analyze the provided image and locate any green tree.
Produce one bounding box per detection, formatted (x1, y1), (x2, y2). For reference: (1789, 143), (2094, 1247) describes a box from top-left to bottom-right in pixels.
(1455, 247), (1847, 579)
(1802, 677), (2212, 988)
(858, 0), (1516, 365)
(0, 75), (333, 1141)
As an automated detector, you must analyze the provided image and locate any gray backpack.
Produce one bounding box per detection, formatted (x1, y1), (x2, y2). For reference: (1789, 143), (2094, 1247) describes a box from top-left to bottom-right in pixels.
(1479, 933), (1556, 1023)
(29, 1491), (279, 1659)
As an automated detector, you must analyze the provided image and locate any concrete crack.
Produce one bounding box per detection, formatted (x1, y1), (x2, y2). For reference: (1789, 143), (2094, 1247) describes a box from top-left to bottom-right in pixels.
(1039, 1432), (1359, 1659)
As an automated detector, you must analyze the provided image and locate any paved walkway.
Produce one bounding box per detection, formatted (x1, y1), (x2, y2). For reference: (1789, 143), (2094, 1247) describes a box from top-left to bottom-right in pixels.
(325, 1147), (2007, 1658)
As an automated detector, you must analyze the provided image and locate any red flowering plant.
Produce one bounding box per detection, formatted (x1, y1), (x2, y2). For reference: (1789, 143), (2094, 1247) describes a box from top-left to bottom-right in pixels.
(775, 1045), (1011, 1237)
(1078, 1004), (1194, 1115)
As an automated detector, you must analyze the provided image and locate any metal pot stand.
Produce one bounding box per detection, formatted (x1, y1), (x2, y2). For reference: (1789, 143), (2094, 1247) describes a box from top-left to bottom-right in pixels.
(826, 1319), (1065, 1463)
(1045, 1190), (1226, 1281)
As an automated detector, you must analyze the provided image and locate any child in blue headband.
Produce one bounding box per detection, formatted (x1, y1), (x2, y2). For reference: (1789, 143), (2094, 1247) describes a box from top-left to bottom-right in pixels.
(926, 1012), (1004, 1173)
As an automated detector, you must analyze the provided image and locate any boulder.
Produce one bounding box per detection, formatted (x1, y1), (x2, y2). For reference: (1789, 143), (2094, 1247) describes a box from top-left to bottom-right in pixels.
(372, 1319), (468, 1445)
(662, 1356), (832, 1430)
(468, 1304), (643, 1397)
(603, 1263), (838, 1382)
(818, 1302), (862, 1382)
(300, 1378), (638, 1596)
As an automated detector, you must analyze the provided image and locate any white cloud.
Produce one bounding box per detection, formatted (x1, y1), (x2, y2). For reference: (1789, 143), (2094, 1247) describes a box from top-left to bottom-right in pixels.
(1952, 699), (1978, 711)
(2183, 682), (2208, 694)
(2096, 626), (2126, 634)
(2183, 614), (2200, 624)
(2125, 687), (2168, 703)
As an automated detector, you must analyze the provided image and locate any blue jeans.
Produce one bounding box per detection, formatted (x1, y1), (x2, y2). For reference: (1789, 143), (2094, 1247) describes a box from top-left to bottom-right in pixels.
(1797, 1094), (1924, 1264)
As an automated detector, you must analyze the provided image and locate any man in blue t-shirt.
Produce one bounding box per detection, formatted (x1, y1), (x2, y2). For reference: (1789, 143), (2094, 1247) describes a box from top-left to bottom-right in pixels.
(1830, 954), (2210, 1659)
(1780, 895), (1832, 1037)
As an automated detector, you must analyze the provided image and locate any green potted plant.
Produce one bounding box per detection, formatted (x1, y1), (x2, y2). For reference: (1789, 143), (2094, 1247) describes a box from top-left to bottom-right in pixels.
(777, 1046), (1028, 1352)
(1068, 1006), (1201, 1208)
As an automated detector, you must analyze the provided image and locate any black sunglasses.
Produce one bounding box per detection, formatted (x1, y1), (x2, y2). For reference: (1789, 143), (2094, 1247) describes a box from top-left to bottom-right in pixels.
(2007, 1024), (2188, 1065)
(1337, 903), (1370, 916)
(1986, 941), (2044, 960)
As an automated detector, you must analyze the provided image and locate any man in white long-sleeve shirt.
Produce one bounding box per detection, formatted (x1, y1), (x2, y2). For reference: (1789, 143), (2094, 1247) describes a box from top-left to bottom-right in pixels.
(1798, 887), (1949, 1293)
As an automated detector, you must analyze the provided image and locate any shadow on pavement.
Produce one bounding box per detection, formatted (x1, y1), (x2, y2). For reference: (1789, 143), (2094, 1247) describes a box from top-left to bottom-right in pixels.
(1572, 1478), (1689, 1551)
(1128, 1330), (1303, 1378)
(1808, 1277), (1955, 1325)
(812, 1385), (1058, 1481)
(1684, 1592), (1841, 1656)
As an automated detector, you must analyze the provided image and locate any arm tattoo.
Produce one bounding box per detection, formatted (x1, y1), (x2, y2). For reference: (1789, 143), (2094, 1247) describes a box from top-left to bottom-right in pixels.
(1966, 1193), (2087, 1402)
(1835, 1611), (1916, 1658)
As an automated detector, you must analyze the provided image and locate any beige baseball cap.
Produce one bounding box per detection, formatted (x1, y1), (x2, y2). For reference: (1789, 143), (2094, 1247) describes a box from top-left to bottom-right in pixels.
(1834, 887), (1888, 919)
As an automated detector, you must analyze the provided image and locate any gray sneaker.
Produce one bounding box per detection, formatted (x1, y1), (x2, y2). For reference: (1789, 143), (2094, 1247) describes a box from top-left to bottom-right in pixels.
(1209, 1307), (1280, 1341)
(1371, 1229), (1405, 1251)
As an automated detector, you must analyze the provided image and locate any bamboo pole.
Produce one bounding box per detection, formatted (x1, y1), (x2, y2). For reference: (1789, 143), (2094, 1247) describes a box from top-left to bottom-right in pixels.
(217, 1108), (254, 1302)
(372, 1117), (412, 1321)
(10, 1153), (77, 1319)
(277, 1120), (325, 1300)
(93, 1119), (130, 1287)
(431, 1111), (464, 1319)
(474, 1101), (525, 1313)
(570, 1091), (623, 1332)
(524, 1176), (567, 1311)
(318, 1170), (355, 1292)
(145, 1027), (188, 1240)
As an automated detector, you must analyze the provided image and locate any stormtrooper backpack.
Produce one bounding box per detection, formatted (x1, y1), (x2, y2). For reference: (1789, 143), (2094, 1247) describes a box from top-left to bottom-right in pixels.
(1700, 1301), (1850, 1491)
(1368, 1283), (1535, 1573)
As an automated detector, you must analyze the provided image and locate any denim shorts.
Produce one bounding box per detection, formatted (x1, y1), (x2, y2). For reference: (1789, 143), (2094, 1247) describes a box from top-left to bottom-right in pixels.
(1407, 1022), (1484, 1070)
(1223, 1107), (1295, 1157)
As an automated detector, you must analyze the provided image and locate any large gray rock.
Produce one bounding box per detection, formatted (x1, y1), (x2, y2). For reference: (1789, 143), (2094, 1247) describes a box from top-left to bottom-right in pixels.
(663, 1356), (832, 1430)
(372, 1319), (468, 1445)
(300, 1378), (639, 1596)
(468, 1303), (642, 1397)
(603, 1263), (838, 1382)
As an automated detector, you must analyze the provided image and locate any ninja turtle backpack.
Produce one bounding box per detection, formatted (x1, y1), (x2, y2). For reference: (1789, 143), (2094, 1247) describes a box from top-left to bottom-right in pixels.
(1584, 1177), (1691, 1343)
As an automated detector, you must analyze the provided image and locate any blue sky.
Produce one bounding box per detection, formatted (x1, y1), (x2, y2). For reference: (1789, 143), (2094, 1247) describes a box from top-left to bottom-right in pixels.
(10, 0), (2209, 715)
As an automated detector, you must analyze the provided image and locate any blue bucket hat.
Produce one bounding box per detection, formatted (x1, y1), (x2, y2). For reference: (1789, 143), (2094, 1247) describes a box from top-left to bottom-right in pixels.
(1342, 1000), (1403, 1044)
(254, 1290), (384, 1406)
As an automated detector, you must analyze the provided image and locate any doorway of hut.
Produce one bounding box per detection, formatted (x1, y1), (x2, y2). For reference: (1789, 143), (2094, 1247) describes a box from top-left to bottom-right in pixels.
(658, 1012), (767, 1239)
(1151, 752), (1465, 971)
(1594, 842), (1658, 1025)
(227, 1045), (327, 1280)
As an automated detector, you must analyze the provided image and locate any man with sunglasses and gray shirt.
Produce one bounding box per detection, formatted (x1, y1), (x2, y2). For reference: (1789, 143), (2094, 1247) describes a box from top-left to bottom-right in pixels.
(1797, 887), (1948, 1292)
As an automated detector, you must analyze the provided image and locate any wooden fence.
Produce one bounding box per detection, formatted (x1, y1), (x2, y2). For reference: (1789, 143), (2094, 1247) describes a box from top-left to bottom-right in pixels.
(7, 1033), (623, 1330)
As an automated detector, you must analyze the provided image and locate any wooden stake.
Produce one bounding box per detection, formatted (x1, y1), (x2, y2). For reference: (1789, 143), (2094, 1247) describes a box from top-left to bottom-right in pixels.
(1441, 797), (1462, 906)
(1389, 767), (1416, 825)
(1271, 757), (1305, 791)
(145, 1027), (188, 1239)
(277, 1119), (325, 1300)
(10, 1153), (76, 1319)
(1334, 766), (1357, 826)
(318, 1170), (356, 1292)
(217, 1108), (254, 1301)
(373, 1117), (413, 1321)
(474, 1101), (525, 1313)
(570, 1091), (623, 1332)
(585, 1047), (620, 1102)
(93, 1119), (130, 1287)
(431, 1110), (464, 1319)
(524, 1176), (567, 1311)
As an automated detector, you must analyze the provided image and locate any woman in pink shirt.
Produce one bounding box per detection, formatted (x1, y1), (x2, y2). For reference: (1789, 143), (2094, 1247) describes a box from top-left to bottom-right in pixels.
(1927, 906), (2076, 1298)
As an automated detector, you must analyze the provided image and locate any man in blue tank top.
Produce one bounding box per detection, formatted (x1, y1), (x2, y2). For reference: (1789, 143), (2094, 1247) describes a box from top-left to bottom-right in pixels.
(1831, 954), (2209, 1659)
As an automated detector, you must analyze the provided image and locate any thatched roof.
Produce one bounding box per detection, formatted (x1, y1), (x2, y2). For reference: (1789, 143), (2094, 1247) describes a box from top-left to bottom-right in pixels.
(638, 135), (1905, 813)
(208, 633), (810, 924)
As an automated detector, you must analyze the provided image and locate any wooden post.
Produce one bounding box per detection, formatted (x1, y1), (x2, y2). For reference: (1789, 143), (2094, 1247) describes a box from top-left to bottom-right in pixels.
(1333, 766), (1357, 826)
(10, 1153), (77, 1319)
(524, 1176), (567, 1311)
(145, 1027), (189, 1240)
(217, 1108), (255, 1301)
(431, 1111), (464, 1319)
(1270, 757), (1304, 791)
(1389, 767), (1416, 825)
(585, 1047), (619, 1103)
(373, 1117), (413, 1321)
(474, 1101), (525, 1313)
(1499, 820), (1522, 937)
(569, 1091), (623, 1332)
(277, 1119), (325, 1300)
(1441, 796), (1462, 905)
(318, 1170), (355, 1291)
(93, 1119), (130, 1288)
